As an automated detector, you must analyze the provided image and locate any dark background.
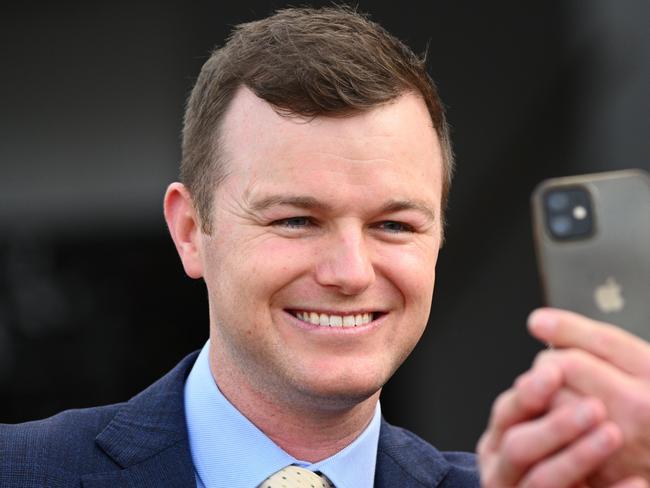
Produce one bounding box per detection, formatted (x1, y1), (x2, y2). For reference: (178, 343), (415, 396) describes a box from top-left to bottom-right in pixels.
(1, 1), (649, 452)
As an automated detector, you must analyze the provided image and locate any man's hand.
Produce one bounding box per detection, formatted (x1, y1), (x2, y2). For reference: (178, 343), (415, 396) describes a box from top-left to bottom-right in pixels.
(478, 361), (634, 487)
(527, 308), (650, 486)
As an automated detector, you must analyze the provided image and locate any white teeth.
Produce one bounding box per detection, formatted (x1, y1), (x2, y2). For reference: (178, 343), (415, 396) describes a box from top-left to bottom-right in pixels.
(330, 315), (343, 327)
(293, 311), (376, 327)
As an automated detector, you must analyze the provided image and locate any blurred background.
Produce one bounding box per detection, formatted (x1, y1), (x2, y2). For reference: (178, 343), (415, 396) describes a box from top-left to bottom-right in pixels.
(1, 0), (649, 452)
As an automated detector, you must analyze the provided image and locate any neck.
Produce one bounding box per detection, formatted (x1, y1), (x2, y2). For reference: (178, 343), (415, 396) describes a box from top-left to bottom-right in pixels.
(208, 347), (380, 462)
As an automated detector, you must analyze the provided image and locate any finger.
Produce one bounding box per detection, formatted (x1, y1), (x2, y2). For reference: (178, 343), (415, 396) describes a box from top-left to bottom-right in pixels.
(533, 348), (634, 404)
(549, 387), (582, 410)
(520, 421), (623, 488)
(481, 363), (563, 453)
(491, 397), (607, 486)
(528, 308), (650, 377)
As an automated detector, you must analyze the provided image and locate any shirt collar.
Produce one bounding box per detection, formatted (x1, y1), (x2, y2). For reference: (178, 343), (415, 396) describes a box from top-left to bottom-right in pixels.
(184, 341), (380, 488)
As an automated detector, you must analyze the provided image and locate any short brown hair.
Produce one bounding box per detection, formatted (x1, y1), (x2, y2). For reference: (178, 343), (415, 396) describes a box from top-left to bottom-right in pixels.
(181, 6), (453, 233)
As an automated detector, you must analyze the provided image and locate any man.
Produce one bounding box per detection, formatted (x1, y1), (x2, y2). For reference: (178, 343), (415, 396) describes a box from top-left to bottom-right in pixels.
(1, 6), (476, 487)
(1, 6), (647, 488)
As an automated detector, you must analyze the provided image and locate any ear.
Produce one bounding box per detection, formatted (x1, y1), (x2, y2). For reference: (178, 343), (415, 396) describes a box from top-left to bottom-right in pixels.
(163, 182), (204, 279)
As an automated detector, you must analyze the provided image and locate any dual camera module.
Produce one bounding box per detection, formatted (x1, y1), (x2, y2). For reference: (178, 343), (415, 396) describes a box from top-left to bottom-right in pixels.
(543, 186), (595, 241)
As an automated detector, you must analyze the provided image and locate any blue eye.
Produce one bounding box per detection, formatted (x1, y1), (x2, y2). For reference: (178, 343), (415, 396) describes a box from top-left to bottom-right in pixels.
(274, 217), (311, 228)
(377, 221), (413, 233)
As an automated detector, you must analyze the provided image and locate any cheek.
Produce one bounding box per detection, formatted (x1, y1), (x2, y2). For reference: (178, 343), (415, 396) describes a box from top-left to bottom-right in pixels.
(218, 235), (313, 304)
(378, 241), (439, 305)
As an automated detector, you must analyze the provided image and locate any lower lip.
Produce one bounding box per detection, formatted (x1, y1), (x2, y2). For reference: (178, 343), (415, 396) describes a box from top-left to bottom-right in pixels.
(282, 310), (386, 334)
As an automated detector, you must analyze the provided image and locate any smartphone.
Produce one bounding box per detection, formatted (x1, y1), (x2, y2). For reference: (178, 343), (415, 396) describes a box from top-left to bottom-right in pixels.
(531, 169), (650, 341)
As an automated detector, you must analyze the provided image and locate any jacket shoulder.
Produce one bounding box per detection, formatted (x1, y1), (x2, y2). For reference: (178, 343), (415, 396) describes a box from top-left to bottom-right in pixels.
(0, 351), (199, 488)
(0, 404), (123, 487)
(376, 420), (479, 487)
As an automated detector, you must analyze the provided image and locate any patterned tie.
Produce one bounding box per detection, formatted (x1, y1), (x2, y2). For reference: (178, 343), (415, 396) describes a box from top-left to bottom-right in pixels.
(259, 465), (335, 488)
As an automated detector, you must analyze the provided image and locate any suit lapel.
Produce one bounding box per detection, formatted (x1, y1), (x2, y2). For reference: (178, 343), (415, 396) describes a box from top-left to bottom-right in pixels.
(81, 352), (200, 488)
(374, 419), (452, 488)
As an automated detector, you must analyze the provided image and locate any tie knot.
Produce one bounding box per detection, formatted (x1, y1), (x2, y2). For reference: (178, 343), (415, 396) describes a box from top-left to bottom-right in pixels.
(259, 465), (334, 488)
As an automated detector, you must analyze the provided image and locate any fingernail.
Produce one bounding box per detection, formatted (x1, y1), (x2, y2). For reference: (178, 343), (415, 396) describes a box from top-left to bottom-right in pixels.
(592, 424), (620, 454)
(530, 369), (551, 395)
(528, 309), (558, 336)
(574, 401), (597, 429)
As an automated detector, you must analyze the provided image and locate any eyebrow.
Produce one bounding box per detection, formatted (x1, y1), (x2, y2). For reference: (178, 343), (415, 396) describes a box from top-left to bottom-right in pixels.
(249, 195), (333, 212)
(380, 199), (436, 224)
(249, 194), (436, 223)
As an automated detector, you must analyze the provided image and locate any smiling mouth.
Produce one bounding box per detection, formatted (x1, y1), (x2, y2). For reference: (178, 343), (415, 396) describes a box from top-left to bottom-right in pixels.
(287, 310), (383, 327)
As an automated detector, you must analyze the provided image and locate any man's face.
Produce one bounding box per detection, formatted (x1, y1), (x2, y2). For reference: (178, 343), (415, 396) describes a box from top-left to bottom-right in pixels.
(199, 87), (443, 410)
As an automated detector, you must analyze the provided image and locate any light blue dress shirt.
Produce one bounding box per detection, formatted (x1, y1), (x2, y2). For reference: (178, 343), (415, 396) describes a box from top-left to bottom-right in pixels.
(184, 341), (381, 488)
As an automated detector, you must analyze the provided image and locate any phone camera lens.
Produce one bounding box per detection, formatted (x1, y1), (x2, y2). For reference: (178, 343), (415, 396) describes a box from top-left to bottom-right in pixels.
(547, 192), (570, 211)
(549, 215), (572, 237)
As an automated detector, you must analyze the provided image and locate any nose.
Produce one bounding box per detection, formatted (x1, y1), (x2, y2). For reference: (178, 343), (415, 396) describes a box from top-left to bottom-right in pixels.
(315, 229), (376, 295)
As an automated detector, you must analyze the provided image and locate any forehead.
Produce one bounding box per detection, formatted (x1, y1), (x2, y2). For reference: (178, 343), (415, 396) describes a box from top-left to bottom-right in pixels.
(218, 87), (443, 209)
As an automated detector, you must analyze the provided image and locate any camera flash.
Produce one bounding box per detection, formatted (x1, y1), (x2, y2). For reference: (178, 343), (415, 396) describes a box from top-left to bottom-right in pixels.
(573, 205), (587, 220)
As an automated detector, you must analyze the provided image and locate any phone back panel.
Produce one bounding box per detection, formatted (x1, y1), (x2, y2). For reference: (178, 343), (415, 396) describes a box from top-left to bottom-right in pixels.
(532, 170), (650, 340)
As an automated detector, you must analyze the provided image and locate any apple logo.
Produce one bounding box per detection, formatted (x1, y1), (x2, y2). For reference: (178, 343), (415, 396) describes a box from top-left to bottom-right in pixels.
(594, 277), (625, 313)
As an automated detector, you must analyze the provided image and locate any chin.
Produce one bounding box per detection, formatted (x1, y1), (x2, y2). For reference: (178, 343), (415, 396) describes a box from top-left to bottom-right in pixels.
(292, 370), (388, 411)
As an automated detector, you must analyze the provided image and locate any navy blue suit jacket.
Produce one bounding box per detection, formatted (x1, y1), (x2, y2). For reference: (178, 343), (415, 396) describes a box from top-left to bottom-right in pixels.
(0, 352), (479, 487)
